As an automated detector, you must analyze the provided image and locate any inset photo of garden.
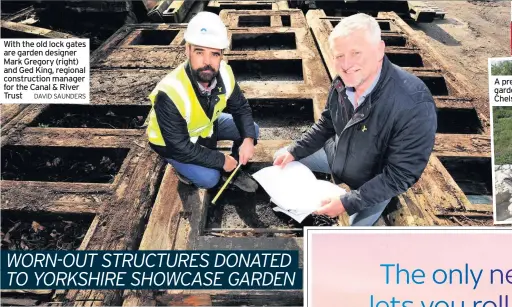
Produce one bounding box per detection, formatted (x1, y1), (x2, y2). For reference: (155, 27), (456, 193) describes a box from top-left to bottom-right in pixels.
(491, 58), (512, 75)
(493, 106), (512, 223)
(488, 57), (512, 106)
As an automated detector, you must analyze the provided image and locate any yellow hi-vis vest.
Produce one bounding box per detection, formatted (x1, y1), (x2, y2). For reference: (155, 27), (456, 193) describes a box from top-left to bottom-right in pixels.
(146, 60), (236, 146)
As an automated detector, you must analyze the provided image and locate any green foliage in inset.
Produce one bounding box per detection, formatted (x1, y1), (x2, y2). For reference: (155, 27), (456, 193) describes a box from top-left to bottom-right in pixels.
(493, 107), (512, 165)
(491, 60), (512, 76)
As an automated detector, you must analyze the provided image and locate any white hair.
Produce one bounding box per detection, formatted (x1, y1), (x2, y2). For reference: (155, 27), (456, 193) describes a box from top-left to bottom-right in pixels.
(328, 13), (381, 47)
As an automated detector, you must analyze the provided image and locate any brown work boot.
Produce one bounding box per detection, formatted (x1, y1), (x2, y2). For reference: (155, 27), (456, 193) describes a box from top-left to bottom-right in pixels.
(222, 170), (259, 193)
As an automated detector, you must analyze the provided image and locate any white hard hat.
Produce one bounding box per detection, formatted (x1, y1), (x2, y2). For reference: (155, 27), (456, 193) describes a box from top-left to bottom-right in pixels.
(184, 12), (229, 50)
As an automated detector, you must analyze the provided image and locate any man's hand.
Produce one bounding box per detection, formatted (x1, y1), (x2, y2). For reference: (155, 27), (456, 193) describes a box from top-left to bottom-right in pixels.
(239, 138), (255, 165)
(273, 151), (295, 168)
(314, 197), (346, 217)
(223, 154), (238, 172)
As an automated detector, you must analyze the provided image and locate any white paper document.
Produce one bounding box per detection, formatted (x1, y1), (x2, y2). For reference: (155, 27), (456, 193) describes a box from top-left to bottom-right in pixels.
(272, 205), (311, 223)
(252, 162), (347, 223)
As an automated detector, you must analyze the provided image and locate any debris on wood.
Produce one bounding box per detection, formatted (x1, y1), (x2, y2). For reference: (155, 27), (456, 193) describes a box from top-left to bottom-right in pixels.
(1, 217), (89, 251)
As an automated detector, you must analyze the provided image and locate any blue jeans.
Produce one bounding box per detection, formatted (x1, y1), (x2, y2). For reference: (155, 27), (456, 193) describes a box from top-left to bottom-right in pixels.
(167, 113), (259, 189)
(274, 147), (390, 226)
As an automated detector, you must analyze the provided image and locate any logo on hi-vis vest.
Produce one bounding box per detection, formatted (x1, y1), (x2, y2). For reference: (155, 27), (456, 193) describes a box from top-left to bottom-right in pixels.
(361, 125), (367, 132)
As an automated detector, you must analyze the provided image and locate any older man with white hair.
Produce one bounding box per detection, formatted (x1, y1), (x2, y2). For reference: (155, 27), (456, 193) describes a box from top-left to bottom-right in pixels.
(273, 13), (437, 226)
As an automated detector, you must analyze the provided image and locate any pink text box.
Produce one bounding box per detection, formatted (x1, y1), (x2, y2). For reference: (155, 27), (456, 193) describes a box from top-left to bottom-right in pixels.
(305, 228), (512, 307)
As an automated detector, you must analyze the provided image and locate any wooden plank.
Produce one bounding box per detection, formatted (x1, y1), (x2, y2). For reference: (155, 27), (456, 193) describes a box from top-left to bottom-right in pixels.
(181, 0), (206, 22)
(122, 295), (156, 306)
(2, 200), (99, 215)
(435, 212), (492, 218)
(14, 128), (143, 148)
(220, 135), (490, 162)
(0, 104), (45, 131)
(49, 217), (100, 299)
(23, 128), (144, 137)
(160, 291), (303, 306)
(207, 0), (221, 9)
(78, 216), (100, 250)
(464, 203), (493, 213)
(1, 181), (113, 194)
(413, 155), (472, 211)
(408, 1), (436, 23)
(0, 297), (41, 306)
(163, 0), (195, 23)
(1, 20), (76, 39)
(207, 0), (284, 11)
(173, 187), (206, 250)
(5, 6), (35, 22)
(385, 154), (492, 226)
(389, 190), (451, 226)
(205, 227), (302, 233)
(156, 293), (212, 306)
(403, 70), (460, 97)
(90, 69), (168, 105)
(433, 134), (490, 157)
(161, 290), (302, 305)
(387, 155), (492, 225)
(123, 171), (204, 306)
(66, 149), (165, 306)
(434, 97), (475, 109)
(226, 49), (305, 59)
(385, 46), (421, 54)
(0, 104), (29, 126)
(90, 47), (187, 69)
(237, 83), (328, 99)
(91, 24), (187, 62)
(1, 187), (108, 214)
(1, 290), (52, 295)
(379, 12), (487, 114)
(432, 6), (446, 19)
(276, 0), (289, 10)
(395, 13), (491, 128)
(138, 165), (181, 250)
(1, 105), (42, 145)
(220, 9), (307, 29)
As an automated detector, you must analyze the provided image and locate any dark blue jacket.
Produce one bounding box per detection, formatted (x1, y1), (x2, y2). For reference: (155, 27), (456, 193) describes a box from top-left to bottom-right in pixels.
(288, 56), (437, 215)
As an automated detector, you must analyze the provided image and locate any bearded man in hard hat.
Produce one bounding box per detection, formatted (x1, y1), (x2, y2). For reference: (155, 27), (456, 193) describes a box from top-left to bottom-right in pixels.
(146, 12), (259, 192)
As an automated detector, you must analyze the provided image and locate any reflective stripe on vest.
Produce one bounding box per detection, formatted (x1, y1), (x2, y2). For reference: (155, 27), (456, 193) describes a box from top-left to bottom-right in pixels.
(147, 61), (236, 146)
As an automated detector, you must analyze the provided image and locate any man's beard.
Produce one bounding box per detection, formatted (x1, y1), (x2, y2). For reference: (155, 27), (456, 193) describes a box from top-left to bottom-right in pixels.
(341, 73), (366, 88)
(193, 65), (218, 83)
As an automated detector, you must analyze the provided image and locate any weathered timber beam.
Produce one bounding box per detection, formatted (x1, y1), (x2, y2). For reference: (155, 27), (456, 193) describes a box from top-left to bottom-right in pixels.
(1, 20), (76, 39)
(433, 134), (490, 157)
(12, 128), (143, 148)
(2, 200), (99, 215)
(66, 149), (165, 306)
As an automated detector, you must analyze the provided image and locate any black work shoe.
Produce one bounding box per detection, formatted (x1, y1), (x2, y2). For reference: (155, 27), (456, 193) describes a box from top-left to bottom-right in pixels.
(223, 170), (259, 193)
(175, 170), (193, 185)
